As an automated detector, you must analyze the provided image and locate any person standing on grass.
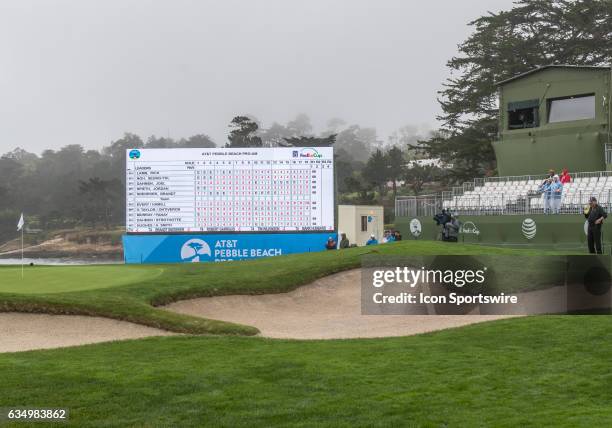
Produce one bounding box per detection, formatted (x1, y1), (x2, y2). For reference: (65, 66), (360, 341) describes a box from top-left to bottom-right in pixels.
(584, 196), (607, 254)
(339, 233), (350, 249)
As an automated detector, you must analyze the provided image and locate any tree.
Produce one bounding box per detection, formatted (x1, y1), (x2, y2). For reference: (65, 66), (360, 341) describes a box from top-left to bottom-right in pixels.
(385, 146), (406, 197)
(103, 133), (144, 178)
(325, 117), (347, 134)
(362, 149), (390, 196)
(440, 0), (612, 130)
(420, 118), (497, 184)
(404, 163), (441, 195)
(387, 125), (430, 156)
(422, 0), (612, 179)
(144, 136), (177, 148)
(335, 125), (376, 163)
(226, 116), (262, 148)
(259, 122), (292, 147)
(283, 135), (336, 147)
(287, 113), (313, 137)
(179, 134), (216, 148)
(78, 178), (122, 228)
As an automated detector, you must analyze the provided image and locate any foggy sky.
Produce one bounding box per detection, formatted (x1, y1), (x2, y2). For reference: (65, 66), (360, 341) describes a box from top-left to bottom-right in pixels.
(0, 0), (516, 154)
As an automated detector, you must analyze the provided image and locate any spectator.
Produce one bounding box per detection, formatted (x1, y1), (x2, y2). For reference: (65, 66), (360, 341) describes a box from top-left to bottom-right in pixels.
(539, 178), (552, 214)
(394, 230), (402, 241)
(366, 234), (378, 246)
(339, 233), (350, 249)
(560, 168), (571, 184)
(443, 215), (460, 242)
(325, 236), (337, 250)
(550, 175), (563, 214)
(541, 169), (555, 186)
(382, 230), (395, 243)
(584, 197), (607, 254)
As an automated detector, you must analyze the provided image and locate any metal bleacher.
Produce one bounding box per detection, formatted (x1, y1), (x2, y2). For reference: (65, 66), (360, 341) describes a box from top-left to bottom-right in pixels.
(396, 171), (612, 217)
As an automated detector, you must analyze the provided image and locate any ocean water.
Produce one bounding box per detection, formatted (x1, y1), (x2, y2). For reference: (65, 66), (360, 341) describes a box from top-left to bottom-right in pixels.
(0, 258), (122, 266)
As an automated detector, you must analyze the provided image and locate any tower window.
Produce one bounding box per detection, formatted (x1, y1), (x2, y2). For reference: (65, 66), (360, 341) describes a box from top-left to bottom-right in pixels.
(507, 99), (539, 129)
(548, 94), (595, 123)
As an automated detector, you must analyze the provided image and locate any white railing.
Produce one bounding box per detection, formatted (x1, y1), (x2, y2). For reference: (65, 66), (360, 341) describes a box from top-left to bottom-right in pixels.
(396, 170), (612, 217)
(606, 144), (612, 165)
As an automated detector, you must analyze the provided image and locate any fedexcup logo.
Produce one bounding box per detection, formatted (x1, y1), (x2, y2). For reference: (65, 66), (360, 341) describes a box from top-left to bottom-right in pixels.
(180, 238), (211, 262)
(409, 218), (422, 237)
(521, 218), (537, 240)
(129, 149), (141, 159)
(299, 148), (322, 158)
(460, 221), (480, 235)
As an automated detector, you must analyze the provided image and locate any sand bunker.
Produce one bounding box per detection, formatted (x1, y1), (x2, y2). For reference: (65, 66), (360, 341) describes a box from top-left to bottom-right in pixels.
(165, 270), (511, 339)
(0, 313), (175, 353)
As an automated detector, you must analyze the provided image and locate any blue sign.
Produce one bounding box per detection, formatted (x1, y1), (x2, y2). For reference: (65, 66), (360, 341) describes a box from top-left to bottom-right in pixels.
(128, 149), (141, 159)
(123, 232), (337, 264)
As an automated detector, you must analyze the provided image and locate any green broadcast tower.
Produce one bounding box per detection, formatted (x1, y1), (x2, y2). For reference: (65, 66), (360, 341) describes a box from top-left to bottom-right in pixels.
(493, 65), (612, 176)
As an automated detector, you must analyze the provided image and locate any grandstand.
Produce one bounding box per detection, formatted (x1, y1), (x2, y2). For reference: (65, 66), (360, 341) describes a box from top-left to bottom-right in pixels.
(396, 168), (612, 217)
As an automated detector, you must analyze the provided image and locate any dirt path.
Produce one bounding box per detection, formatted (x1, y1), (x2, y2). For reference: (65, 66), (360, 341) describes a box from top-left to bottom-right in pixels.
(165, 270), (512, 339)
(0, 314), (176, 353)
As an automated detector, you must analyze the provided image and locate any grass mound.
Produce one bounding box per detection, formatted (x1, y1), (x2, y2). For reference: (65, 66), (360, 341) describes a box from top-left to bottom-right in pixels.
(0, 241), (575, 335)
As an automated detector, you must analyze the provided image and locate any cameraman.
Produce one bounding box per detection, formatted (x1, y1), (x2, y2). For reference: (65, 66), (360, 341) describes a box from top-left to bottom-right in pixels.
(444, 214), (461, 242)
(433, 209), (450, 227)
(433, 209), (451, 240)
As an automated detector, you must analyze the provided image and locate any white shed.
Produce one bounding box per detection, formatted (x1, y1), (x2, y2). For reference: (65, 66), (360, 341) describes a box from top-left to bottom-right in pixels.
(337, 205), (384, 247)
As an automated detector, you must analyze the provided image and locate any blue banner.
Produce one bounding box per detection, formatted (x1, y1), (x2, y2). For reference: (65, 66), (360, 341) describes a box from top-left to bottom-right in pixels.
(123, 233), (337, 264)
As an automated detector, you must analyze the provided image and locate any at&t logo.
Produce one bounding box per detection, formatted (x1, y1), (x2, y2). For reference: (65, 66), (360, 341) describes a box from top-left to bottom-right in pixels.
(521, 218), (537, 240)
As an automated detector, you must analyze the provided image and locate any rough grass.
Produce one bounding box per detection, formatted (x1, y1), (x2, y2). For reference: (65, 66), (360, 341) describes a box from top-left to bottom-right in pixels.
(0, 241), (577, 335)
(1, 316), (611, 427)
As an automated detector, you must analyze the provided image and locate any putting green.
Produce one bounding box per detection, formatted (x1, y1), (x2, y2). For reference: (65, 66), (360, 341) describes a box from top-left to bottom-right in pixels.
(0, 265), (164, 294)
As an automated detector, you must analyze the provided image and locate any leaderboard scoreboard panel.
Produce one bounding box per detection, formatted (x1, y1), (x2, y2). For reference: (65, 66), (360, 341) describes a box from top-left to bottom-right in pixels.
(126, 147), (334, 233)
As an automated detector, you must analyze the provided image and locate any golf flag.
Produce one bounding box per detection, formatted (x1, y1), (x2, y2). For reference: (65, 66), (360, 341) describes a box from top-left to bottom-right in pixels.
(17, 213), (24, 231)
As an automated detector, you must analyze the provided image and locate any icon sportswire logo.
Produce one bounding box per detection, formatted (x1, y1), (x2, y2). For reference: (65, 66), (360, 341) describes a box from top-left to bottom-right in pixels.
(180, 238), (211, 262)
(521, 218), (536, 239)
(299, 148), (323, 158)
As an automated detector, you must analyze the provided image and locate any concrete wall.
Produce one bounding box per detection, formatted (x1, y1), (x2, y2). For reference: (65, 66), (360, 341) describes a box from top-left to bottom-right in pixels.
(338, 205), (383, 246)
(396, 214), (612, 251)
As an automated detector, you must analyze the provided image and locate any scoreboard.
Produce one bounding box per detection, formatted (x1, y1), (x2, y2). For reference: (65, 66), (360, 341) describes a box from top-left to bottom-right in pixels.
(126, 147), (335, 233)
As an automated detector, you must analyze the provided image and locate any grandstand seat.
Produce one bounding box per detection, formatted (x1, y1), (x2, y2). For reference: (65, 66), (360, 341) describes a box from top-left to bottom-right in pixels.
(439, 172), (612, 216)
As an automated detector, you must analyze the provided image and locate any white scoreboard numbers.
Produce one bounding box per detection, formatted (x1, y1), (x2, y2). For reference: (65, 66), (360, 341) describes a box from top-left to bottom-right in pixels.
(126, 147), (335, 233)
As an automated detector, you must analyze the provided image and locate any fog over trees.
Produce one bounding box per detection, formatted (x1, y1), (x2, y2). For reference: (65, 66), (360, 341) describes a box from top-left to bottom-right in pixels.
(0, 113), (429, 241)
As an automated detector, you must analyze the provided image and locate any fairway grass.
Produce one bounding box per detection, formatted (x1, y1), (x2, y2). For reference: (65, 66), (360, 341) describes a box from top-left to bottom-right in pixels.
(1, 316), (611, 427)
(0, 241), (578, 335)
(0, 265), (164, 294)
